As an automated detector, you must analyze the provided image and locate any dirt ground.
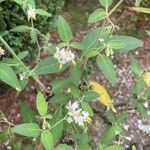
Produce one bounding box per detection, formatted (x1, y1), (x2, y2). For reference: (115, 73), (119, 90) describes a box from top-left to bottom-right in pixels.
(0, 0), (150, 149)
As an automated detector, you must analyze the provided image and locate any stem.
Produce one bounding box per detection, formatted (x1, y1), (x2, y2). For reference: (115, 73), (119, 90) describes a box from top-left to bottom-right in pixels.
(79, 0), (123, 63)
(0, 36), (28, 71)
(34, 29), (47, 40)
(0, 119), (15, 126)
(36, 40), (41, 61)
(31, 19), (41, 61)
(0, 36), (46, 90)
(107, 17), (115, 32)
(107, 0), (124, 17)
(79, 19), (107, 63)
(33, 76), (46, 89)
(45, 115), (67, 132)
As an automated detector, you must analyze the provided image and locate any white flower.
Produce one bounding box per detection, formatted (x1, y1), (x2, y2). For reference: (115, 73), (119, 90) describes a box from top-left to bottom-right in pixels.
(105, 44), (113, 56)
(99, 38), (104, 43)
(138, 123), (150, 134)
(27, 5), (36, 21)
(66, 101), (79, 111)
(126, 136), (132, 141)
(74, 115), (85, 126)
(0, 47), (5, 56)
(19, 71), (27, 80)
(115, 130), (120, 135)
(66, 117), (73, 123)
(66, 101), (91, 126)
(143, 102), (149, 108)
(54, 47), (75, 68)
(72, 101), (79, 110)
(82, 111), (89, 120)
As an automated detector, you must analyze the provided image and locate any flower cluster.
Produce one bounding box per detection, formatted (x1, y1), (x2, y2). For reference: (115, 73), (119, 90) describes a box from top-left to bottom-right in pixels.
(54, 47), (75, 69)
(66, 101), (91, 126)
(0, 47), (5, 56)
(105, 44), (113, 56)
(19, 71), (27, 81)
(98, 38), (113, 56)
(27, 5), (36, 21)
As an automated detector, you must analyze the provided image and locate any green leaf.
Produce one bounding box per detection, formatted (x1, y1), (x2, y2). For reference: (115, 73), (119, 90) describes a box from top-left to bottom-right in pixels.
(12, 123), (41, 137)
(99, 144), (125, 150)
(25, 144), (34, 150)
(41, 131), (54, 150)
(12, 0), (23, 5)
(36, 9), (52, 17)
(96, 55), (117, 86)
(70, 63), (81, 85)
(56, 144), (74, 150)
(33, 57), (67, 75)
(81, 28), (100, 54)
(85, 50), (99, 58)
(131, 7), (150, 14)
(0, 0), (4, 3)
(99, 144), (106, 150)
(100, 126), (117, 145)
(83, 90), (100, 102)
(99, 0), (113, 8)
(57, 42), (68, 48)
(30, 29), (37, 44)
(51, 78), (70, 93)
(134, 102), (149, 119)
(116, 112), (127, 124)
(108, 35), (143, 52)
(0, 63), (21, 91)
(11, 141), (22, 150)
(0, 127), (9, 141)
(70, 83), (81, 98)
(50, 92), (71, 104)
(19, 101), (36, 123)
(57, 15), (73, 43)
(10, 25), (31, 32)
(88, 9), (107, 23)
(50, 109), (63, 142)
(19, 78), (28, 91)
(135, 0), (142, 6)
(0, 58), (16, 65)
(24, 0), (35, 8)
(81, 101), (94, 117)
(77, 133), (89, 150)
(129, 55), (142, 76)
(105, 112), (116, 124)
(106, 145), (125, 150)
(70, 42), (84, 50)
(131, 80), (146, 95)
(145, 30), (150, 36)
(145, 88), (150, 99)
(18, 51), (29, 60)
(81, 28), (108, 56)
(36, 92), (48, 116)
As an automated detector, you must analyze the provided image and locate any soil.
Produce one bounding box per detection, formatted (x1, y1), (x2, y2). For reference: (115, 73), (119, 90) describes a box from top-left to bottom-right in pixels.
(0, 0), (150, 149)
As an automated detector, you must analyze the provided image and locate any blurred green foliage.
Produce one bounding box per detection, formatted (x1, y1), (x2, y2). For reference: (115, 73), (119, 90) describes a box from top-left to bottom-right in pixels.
(0, 0), (66, 59)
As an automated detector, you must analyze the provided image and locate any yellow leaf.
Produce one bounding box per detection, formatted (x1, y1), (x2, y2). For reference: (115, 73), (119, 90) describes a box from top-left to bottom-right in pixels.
(72, 60), (76, 65)
(59, 64), (63, 70)
(89, 81), (116, 113)
(143, 72), (150, 87)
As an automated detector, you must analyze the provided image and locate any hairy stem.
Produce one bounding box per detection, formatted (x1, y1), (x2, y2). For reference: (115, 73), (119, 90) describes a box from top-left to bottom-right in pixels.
(0, 36), (46, 89)
(31, 19), (41, 61)
(107, 0), (124, 17)
(0, 36), (28, 71)
(45, 115), (68, 132)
